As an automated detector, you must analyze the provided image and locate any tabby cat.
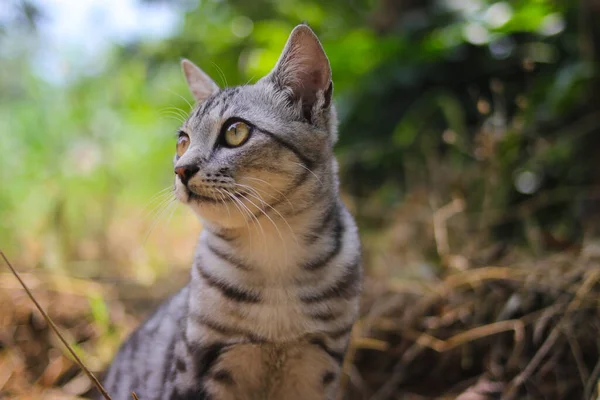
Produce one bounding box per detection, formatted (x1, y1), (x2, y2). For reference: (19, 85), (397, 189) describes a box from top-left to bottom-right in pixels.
(100, 24), (362, 400)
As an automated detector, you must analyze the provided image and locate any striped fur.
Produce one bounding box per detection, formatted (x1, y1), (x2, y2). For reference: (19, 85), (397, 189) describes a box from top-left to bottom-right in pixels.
(101, 24), (362, 400)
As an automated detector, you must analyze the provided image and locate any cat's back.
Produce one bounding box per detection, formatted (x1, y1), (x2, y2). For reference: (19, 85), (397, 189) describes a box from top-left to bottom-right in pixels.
(99, 286), (189, 400)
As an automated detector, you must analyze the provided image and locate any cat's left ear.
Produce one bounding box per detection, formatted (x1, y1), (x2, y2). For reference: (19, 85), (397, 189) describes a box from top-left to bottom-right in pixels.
(181, 58), (220, 103)
(267, 24), (332, 118)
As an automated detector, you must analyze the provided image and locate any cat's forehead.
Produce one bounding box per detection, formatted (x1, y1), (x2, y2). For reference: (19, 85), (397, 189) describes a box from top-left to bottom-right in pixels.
(184, 84), (278, 130)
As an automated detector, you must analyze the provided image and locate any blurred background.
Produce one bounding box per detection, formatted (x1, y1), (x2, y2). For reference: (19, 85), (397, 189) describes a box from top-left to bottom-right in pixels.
(2, 0), (600, 399)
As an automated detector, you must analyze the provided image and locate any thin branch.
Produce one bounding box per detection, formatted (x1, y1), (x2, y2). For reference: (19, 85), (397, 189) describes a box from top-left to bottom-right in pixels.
(0, 249), (112, 400)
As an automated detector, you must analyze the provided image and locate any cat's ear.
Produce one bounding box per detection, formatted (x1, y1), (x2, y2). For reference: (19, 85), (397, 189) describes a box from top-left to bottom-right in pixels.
(181, 59), (219, 103)
(268, 24), (332, 116)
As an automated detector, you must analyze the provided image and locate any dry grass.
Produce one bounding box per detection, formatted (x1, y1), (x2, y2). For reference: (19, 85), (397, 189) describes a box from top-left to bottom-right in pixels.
(2, 242), (600, 399)
(0, 253), (135, 399)
(342, 251), (600, 399)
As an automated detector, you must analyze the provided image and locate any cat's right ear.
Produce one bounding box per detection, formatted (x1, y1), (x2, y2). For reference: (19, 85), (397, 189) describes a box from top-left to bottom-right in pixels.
(265, 25), (332, 115)
(181, 59), (219, 103)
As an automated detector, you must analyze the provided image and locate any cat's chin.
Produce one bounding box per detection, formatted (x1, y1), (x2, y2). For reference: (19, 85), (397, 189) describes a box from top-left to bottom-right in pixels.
(179, 191), (248, 229)
(175, 182), (249, 227)
(189, 205), (248, 230)
(175, 182), (218, 204)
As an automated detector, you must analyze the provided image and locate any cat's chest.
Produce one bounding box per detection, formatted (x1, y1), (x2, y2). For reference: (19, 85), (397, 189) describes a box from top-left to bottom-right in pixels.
(197, 285), (315, 341)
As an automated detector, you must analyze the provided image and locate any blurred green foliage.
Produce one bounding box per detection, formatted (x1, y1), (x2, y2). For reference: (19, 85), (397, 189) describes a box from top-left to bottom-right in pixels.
(1, 0), (598, 278)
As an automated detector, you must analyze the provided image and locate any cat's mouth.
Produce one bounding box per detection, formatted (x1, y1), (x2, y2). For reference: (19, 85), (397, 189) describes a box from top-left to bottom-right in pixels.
(185, 186), (221, 203)
(187, 190), (220, 203)
(185, 186), (245, 204)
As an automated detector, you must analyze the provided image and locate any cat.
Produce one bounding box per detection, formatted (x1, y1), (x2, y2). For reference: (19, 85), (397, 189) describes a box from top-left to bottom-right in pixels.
(100, 24), (362, 400)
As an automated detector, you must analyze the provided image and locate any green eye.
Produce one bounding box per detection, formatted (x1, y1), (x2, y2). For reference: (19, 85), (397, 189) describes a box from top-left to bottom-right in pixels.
(224, 121), (250, 147)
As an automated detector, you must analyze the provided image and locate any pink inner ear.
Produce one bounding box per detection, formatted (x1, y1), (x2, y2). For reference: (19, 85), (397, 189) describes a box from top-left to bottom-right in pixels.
(288, 67), (328, 106)
(275, 26), (331, 104)
(310, 70), (324, 87)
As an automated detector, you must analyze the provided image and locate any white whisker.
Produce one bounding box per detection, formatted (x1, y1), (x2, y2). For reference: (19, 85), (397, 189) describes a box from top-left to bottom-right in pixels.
(211, 62), (228, 88)
(140, 188), (176, 222)
(235, 183), (298, 248)
(236, 191), (285, 264)
(233, 193), (267, 253)
(293, 162), (323, 186)
(165, 88), (194, 112)
(158, 110), (187, 124)
(242, 177), (295, 211)
(224, 190), (266, 250)
(143, 197), (177, 244)
(215, 188), (231, 218)
(221, 189), (251, 235)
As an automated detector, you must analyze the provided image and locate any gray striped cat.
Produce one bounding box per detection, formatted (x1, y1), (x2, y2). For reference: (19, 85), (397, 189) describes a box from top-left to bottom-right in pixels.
(100, 24), (362, 400)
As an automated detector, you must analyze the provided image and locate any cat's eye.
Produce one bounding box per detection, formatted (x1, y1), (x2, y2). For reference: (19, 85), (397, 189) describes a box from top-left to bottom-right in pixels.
(224, 121), (251, 147)
(176, 133), (190, 157)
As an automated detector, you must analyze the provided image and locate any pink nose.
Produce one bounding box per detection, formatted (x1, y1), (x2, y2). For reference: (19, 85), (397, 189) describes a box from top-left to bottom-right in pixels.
(174, 165), (199, 184)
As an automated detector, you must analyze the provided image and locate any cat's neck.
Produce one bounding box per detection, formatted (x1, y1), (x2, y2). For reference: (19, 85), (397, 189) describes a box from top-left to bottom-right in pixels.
(194, 177), (339, 282)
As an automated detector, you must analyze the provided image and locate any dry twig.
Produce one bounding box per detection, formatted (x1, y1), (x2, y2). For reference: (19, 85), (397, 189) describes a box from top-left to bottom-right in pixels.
(0, 249), (113, 400)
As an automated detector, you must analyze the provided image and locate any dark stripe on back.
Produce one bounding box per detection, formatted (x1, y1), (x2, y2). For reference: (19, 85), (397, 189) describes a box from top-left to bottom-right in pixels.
(258, 128), (315, 169)
(176, 357), (187, 373)
(156, 328), (178, 399)
(309, 337), (345, 365)
(197, 264), (261, 303)
(303, 213), (345, 271)
(128, 329), (142, 391)
(207, 241), (252, 271)
(299, 258), (361, 303)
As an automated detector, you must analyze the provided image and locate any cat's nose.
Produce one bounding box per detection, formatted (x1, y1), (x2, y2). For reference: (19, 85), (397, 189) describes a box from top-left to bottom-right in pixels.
(175, 165), (200, 184)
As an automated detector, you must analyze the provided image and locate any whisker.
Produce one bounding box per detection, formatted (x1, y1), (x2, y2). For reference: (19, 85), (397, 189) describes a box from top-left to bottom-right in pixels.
(222, 190), (257, 245)
(237, 191), (282, 239)
(236, 193), (295, 268)
(143, 187), (175, 210)
(159, 114), (186, 124)
(215, 188), (232, 219)
(211, 62), (228, 88)
(236, 192), (284, 261)
(159, 109), (188, 122)
(143, 197), (177, 244)
(242, 177), (295, 211)
(159, 108), (189, 122)
(232, 192), (266, 252)
(161, 105), (189, 117)
(226, 190), (266, 251)
(293, 162), (323, 186)
(140, 190), (177, 222)
(163, 200), (179, 230)
(158, 110), (187, 124)
(234, 183), (298, 247)
(145, 186), (175, 203)
(165, 88), (194, 111)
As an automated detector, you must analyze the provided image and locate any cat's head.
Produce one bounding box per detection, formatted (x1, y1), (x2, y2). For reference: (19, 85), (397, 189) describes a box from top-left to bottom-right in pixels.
(173, 24), (337, 228)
